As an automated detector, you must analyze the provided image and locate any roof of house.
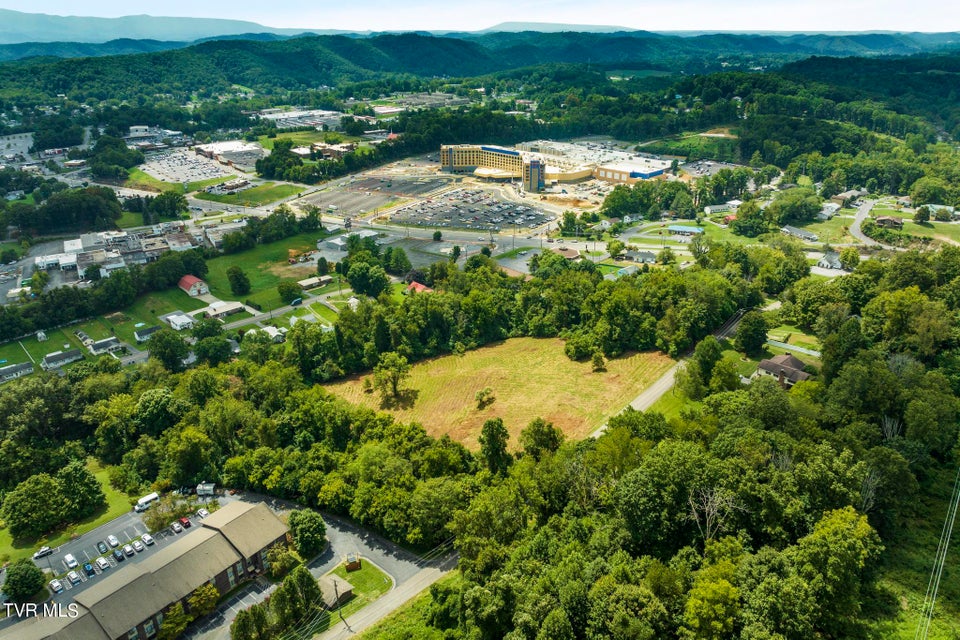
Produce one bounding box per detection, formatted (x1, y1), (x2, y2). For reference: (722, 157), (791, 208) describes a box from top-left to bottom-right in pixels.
(0, 362), (33, 376)
(90, 337), (120, 349)
(200, 501), (289, 560)
(757, 353), (810, 383)
(42, 348), (83, 366)
(134, 325), (161, 339)
(406, 281), (433, 293)
(178, 274), (204, 290)
(319, 575), (354, 608)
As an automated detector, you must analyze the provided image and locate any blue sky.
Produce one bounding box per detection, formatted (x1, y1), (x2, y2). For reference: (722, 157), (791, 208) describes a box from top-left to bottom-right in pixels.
(3, 1), (958, 32)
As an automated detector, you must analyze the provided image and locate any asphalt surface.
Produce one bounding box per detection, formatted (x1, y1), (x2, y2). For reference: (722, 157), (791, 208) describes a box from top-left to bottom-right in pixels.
(849, 199), (881, 247)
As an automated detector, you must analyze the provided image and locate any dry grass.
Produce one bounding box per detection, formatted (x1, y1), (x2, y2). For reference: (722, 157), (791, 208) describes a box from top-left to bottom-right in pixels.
(324, 337), (674, 449)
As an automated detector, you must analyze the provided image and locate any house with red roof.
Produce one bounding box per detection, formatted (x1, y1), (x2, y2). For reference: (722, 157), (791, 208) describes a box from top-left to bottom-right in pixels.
(406, 281), (434, 294)
(178, 274), (209, 297)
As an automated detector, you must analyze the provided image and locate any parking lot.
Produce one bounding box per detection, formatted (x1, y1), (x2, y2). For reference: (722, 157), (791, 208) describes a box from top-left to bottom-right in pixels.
(388, 187), (555, 232)
(141, 150), (233, 184)
(33, 509), (205, 599)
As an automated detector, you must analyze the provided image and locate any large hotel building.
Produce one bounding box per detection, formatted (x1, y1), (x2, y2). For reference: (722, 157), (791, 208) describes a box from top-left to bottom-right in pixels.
(439, 141), (671, 192)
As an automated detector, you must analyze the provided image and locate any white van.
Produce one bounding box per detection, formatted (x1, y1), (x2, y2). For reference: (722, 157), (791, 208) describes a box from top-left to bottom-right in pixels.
(134, 492), (159, 512)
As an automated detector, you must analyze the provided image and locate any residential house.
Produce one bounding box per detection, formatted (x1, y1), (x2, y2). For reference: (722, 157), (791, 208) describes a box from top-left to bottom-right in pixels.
(0, 362), (33, 383)
(134, 326), (162, 343)
(297, 275), (332, 290)
(40, 349), (83, 371)
(817, 251), (843, 270)
(165, 312), (195, 332)
(875, 216), (904, 230)
(624, 250), (656, 264)
(780, 226), (819, 242)
(406, 281), (434, 294)
(755, 353), (811, 388)
(88, 337), (122, 356)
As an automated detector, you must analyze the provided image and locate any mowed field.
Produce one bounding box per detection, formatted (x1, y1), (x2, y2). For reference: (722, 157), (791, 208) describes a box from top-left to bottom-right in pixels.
(325, 337), (675, 448)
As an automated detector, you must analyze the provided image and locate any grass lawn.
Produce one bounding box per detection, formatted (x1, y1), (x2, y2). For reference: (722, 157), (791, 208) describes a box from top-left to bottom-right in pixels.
(797, 216), (857, 244)
(258, 131), (329, 150)
(194, 183), (301, 207)
(101, 289), (207, 345)
(359, 573), (461, 640)
(644, 130), (740, 162)
(12, 327), (88, 366)
(116, 210), (144, 229)
(330, 560), (393, 620)
(767, 323), (822, 352)
(325, 337), (675, 448)
(0, 459), (132, 565)
(495, 246), (537, 259)
(186, 174), (236, 193)
(310, 303), (340, 324)
(125, 167), (182, 194)
(203, 232), (326, 311)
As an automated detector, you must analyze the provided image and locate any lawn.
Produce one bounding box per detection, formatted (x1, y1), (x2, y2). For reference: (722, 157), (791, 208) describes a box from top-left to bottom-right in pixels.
(330, 560), (393, 619)
(359, 573), (461, 640)
(642, 129), (740, 162)
(125, 167), (182, 194)
(204, 232), (326, 311)
(325, 337), (675, 448)
(258, 131), (329, 150)
(194, 182), (302, 207)
(116, 210), (144, 229)
(767, 323), (822, 352)
(310, 303), (340, 325)
(100, 289), (206, 344)
(796, 216), (857, 244)
(186, 174), (236, 193)
(0, 459), (132, 565)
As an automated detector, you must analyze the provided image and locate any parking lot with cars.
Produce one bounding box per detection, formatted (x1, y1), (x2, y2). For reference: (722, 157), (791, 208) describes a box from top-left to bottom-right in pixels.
(388, 187), (555, 232)
(31, 509), (207, 598)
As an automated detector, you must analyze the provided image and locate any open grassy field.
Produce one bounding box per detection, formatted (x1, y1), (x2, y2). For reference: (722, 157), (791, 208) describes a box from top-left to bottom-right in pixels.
(125, 167), (182, 193)
(258, 131), (328, 150)
(194, 183), (301, 207)
(643, 129), (740, 162)
(186, 175), (236, 193)
(797, 215), (858, 244)
(330, 560), (393, 619)
(116, 210), (144, 229)
(0, 459), (132, 564)
(203, 232), (325, 311)
(325, 337), (675, 448)
(767, 323), (822, 352)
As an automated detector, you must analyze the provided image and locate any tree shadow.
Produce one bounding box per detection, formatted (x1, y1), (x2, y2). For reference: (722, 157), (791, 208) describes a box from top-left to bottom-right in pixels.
(379, 388), (419, 410)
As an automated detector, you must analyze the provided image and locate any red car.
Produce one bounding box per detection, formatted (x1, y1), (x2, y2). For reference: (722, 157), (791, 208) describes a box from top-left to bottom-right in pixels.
(179, 516), (191, 528)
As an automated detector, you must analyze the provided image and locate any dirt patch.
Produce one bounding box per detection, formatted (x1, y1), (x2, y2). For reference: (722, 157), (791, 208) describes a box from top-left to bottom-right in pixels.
(105, 312), (129, 323)
(700, 127), (737, 138)
(265, 262), (319, 279)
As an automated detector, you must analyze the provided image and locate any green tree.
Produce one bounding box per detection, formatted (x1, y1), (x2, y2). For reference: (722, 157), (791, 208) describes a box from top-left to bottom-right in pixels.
(839, 246), (860, 271)
(56, 461), (106, 521)
(157, 602), (192, 640)
(288, 509), (327, 558)
(451, 245), (462, 262)
(191, 318), (223, 341)
(479, 417), (511, 475)
(277, 280), (303, 304)
(1, 559), (46, 603)
(734, 311), (767, 355)
(607, 239), (625, 258)
(1, 473), (64, 539)
(914, 206), (930, 223)
(187, 582), (219, 618)
(346, 261), (389, 297)
(518, 417), (564, 462)
(433, 230), (442, 241)
(226, 266), (251, 295)
(194, 336), (233, 367)
(148, 328), (190, 372)
(693, 335), (723, 384)
(373, 351), (410, 400)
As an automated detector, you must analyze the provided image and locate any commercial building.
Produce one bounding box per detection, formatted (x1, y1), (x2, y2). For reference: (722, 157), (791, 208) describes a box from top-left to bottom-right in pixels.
(0, 502), (288, 640)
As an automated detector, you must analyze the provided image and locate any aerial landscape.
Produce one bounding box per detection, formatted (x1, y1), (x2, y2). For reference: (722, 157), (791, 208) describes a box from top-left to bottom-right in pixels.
(0, 2), (958, 639)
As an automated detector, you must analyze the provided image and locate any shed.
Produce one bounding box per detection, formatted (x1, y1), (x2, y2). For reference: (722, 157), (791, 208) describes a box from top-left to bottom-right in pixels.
(178, 275), (209, 297)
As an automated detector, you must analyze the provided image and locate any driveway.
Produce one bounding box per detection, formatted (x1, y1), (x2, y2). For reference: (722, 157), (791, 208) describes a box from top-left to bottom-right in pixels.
(849, 199), (881, 247)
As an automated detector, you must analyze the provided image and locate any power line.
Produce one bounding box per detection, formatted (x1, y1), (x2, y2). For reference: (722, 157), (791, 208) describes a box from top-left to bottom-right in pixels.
(914, 465), (960, 640)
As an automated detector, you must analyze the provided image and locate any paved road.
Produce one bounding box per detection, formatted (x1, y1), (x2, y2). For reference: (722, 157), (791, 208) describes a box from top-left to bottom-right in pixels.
(590, 309), (747, 439)
(849, 199), (881, 247)
(185, 497), (432, 640)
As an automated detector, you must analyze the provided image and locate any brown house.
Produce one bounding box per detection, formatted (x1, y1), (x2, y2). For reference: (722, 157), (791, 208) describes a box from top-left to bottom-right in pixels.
(875, 216), (904, 230)
(755, 353), (811, 388)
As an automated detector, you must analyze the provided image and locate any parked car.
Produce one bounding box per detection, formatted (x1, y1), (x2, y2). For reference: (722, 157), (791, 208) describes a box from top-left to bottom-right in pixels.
(112, 549), (125, 562)
(96, 541), (108, 554)
(141, 533), (154, 546)
(95, 557), (110, 571)
(179, 516), (191, 529)
(63, 553), (78, 569)
(83, 563), (95, 578)
(170, 522), (183, 533)
(33, 546), (53, 559)
(123, 544), (134, 557)
(196, 508), (209, 519)
(107, 535), (119, 547)
(132, 540), (144, 553)
(67, 571), (81, 585)
(49, 579), (64, 594)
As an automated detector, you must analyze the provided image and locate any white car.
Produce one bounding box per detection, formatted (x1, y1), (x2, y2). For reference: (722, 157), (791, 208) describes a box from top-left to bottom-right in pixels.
(141, 533), (154, 546)
(196, 509), (209, 519)
(66, 571), (81, 585)
(132, 540), (144, 553)
(107, 535), (119, 547)
(49, 579), (64, 594)
(63, 553), (78, 569)
(95, 557), (110, 571)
